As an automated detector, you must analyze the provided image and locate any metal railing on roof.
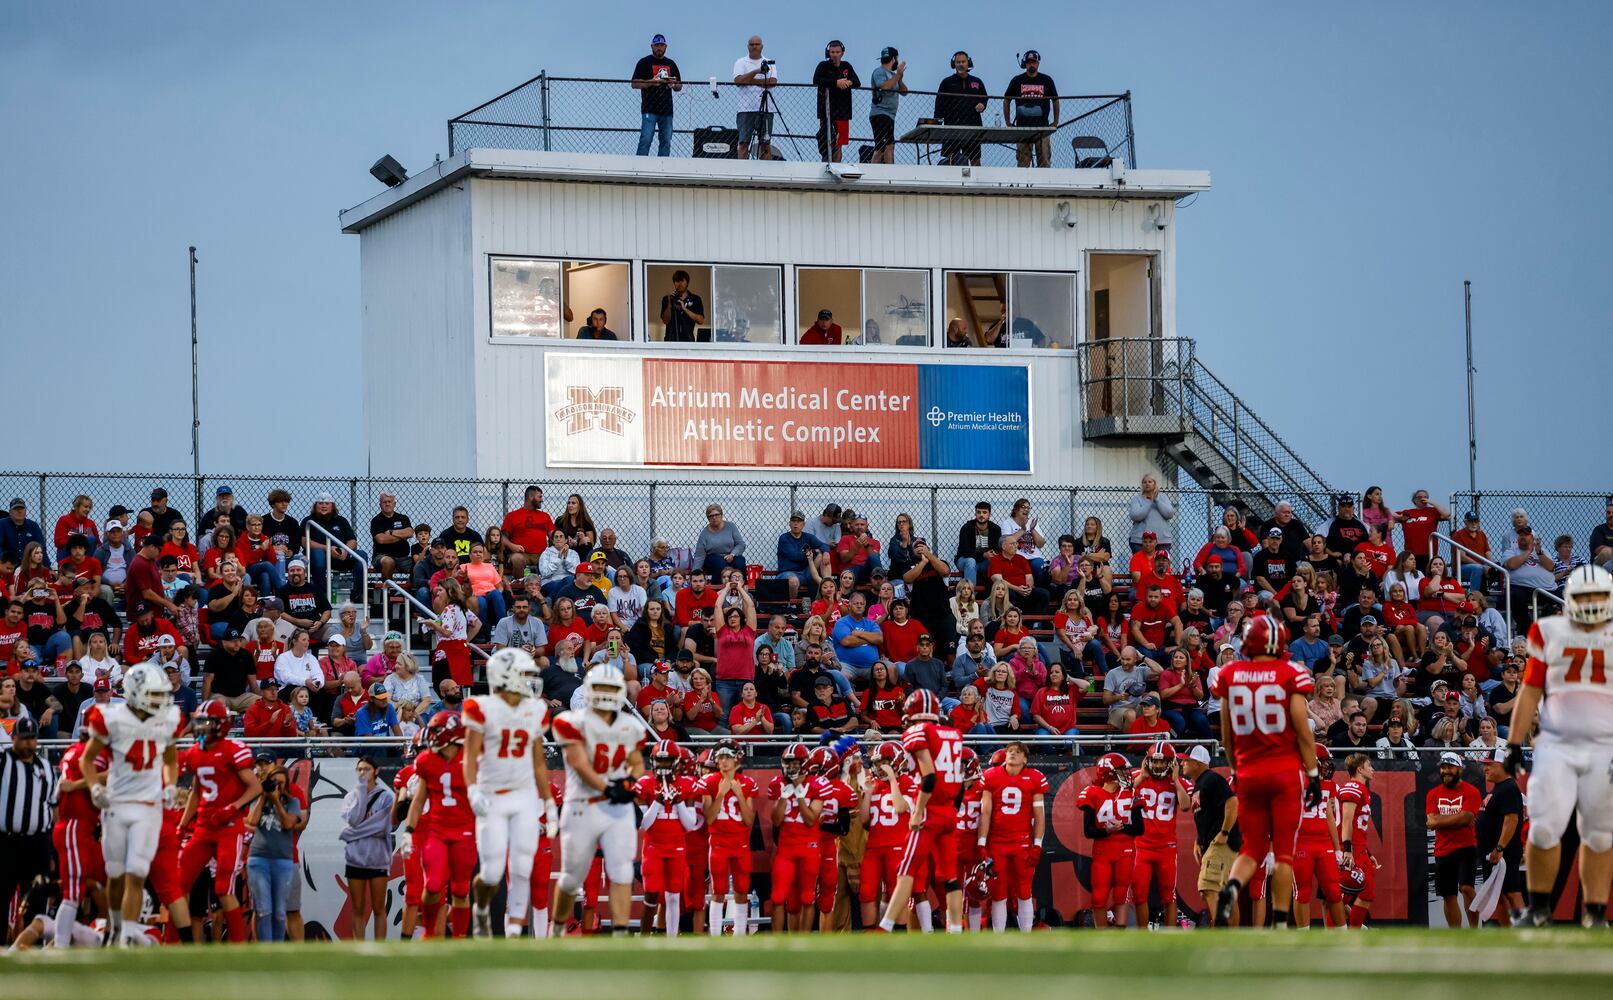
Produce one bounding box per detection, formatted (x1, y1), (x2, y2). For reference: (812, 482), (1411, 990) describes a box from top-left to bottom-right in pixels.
(448, 72), (1136, 169)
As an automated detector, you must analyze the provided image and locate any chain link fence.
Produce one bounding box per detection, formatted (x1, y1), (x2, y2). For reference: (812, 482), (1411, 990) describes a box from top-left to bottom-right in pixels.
(449, 73), (1135, 170)
(1452, 491), (1613, 565)
(20, 470), (1351, 576)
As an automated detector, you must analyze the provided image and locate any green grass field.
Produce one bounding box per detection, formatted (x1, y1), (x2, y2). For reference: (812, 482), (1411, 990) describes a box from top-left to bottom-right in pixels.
(3, 931), (1610, 1000)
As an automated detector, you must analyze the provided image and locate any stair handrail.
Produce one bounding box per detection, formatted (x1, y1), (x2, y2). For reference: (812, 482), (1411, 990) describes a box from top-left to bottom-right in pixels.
(1178, 366), (1332, 521)
(1187, 357), (1335, 496)
(303, 520), (370, 621)
(1431, 531), (1513, 644)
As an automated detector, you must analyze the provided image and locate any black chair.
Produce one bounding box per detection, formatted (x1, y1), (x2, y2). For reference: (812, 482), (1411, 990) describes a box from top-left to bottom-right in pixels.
(1071, 135), (1113, 168)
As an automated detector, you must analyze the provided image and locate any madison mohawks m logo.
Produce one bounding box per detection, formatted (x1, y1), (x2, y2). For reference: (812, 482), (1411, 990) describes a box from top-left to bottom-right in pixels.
(556, 385), (636, 436)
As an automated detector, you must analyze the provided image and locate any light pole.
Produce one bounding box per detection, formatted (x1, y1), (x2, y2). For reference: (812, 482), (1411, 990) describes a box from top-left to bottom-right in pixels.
(190, 247), (201, 519)
(1464, 280), (1476, 500)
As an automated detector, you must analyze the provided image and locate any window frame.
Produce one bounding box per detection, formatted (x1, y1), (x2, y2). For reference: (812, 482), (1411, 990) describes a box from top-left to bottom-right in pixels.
(941, 267), (1079, 353)
(487, 254), (635, 345)
(793, 265), (931, 350)
(642, 260), (785, 347)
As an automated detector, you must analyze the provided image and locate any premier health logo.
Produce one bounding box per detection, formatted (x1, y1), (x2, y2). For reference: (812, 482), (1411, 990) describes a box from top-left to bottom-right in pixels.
(923, 404), (1024, 432)
(556, 385), (636, 436)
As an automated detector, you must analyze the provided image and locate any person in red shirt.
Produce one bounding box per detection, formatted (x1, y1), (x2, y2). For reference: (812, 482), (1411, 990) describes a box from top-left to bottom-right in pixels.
(877, 689), (967, 933)
(858, 741), (915, 929)
(1127, 694), (1173, 737)
(1394, 489), (1449, 570)
(122, 602), (182, 666)
(243, 678), (297, 737)
(879, 599), (925, 664)
(1382, 581), (1423, 660)
(1335, 753), (1376, 928)
(768, 743), (826, 931)
(860, 661), (908, 732)
(1354, 523), (1396, 579)
(635, 740), (699, 937)
(159, 519), (201, 580)
(1129, 741), (1191, 930)
(1291, 745), (1345, 929)
(800, 309), (843, 345)
(987, 538), (1048, 615)
(1425, 751), (1481, 927)
(976, 741), (1047, 933)
(400, 711), (477, 938)
(699, 740), (757, 935)
(177, 699), (262, 942)
(1211, 614), (1322, 927)
(1028, 662), (1082, 735)
(832, 515), (882, 582)
(53, 495), (100, 559)
(674, 572), (719, 627)
(807, 746), (855, 929)
(953, 748), (985, 930)
(1129, 584), (1181, 660)
(499, 485), (555, 577)
(51, 731), (109, 947)
(809, 578), (846, 625)
(391, 733), (430, 938)
(1076, 752), (1140, 928)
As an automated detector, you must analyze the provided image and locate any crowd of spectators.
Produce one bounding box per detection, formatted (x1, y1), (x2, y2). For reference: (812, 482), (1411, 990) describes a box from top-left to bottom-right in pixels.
(4, 479), (1602, 759)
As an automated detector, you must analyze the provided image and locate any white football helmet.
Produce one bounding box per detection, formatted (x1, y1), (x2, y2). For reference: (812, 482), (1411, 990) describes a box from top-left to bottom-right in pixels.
(1564, 564), (1613, 626)
(123, 660), (173, 716)
(584, 663), (627, 713)
(487, 647), (541, 698)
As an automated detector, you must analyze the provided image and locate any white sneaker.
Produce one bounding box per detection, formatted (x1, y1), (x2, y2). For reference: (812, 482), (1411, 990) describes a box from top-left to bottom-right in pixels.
(472, 906), (493, 939)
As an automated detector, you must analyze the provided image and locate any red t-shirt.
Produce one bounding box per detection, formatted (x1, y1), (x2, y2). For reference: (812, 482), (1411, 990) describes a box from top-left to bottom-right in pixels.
(243, 698), (297, 738)
(236, 535), (277, 568)
(861, 685), (907, 730)
(1382, 601), (1418, 628)
(728, 700), (770, 732)
(880, 617), (924, 663)
(810, 598), (846, 625)
(1356, 541), (1396, 577)
(980, 765), (1048, 846)
(987, 553), (1035, 589)
(500, 508), (555, 555)
(682, 691), (724, 731)
(800, 322), (843, 346)
(833, 534), (881, 573)
(675, 586), (718, 627)
(1128, 715), (1172, 736)
(1419, 577), (1466, 615)
(1397, 507), (1443, 559)
(1029, 687), (1077, 732)
(246, 640), (283, 681)
(161, 541), (201, 576)
(1210, 656), (1314, 775)
(1425, 781), (1480, 856)
(1129, 601), (1174, 648)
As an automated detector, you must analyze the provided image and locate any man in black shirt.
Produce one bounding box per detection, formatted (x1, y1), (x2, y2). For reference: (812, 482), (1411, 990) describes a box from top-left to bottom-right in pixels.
(198, 485), (248, 542)
(142, 487), (183, 541)
(1195, 557), (1240, 619)
(1476, 748), (1526, 922)
(812, 40), (860, 163)
(659, 270), (707, 343)
(1591, 498), (1613, 568)
(435, 506), (483, 564)
(1257, 502), (1311, 564)
(369, 493), (413, 579)
(1183, 745), (1241, 924)
(202, 627), (261, 713)
(552, 563), (606, 618)
(276, 560), (331, 636)
(575, 308), (619, 341)
(1001, 50), (1058, 167)
(53, 661), (93, 735)
(1251, 529), (1291, 593)
(631, 33), (681, 157)
(934, 51), (987, 165)
(1323, 495), (1369, 560)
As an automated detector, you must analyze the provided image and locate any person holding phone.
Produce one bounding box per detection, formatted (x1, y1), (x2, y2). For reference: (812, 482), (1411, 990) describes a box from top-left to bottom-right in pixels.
(631, 33), (682, 157)
(659, 270), (708, 343)
(711, 580), (758, 717)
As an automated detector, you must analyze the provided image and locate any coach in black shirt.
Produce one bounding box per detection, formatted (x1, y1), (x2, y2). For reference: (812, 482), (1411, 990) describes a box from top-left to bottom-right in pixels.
(1002, 50), (1058, 167)
(934, 51), (987, 165)
(1476, 748), (1525, 912)
(1183, 745), (1240, 925)
(812, 40), (860, 162)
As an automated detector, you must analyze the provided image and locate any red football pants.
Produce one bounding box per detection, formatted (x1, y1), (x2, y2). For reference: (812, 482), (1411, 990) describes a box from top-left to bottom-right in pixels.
(641, 845), (688, 896)
(1089, 840), (1134, 911)
(988, 842), (1036, 901)
(709, 844), (751, 898)
(1293, 838), (1341, 904)
(423, 834), (476, 898)
(1131, 846), (1178, 910)
(771, 841), (820, 909)
(1235, 769), (1303, 865)
(179, 823), (246, 897)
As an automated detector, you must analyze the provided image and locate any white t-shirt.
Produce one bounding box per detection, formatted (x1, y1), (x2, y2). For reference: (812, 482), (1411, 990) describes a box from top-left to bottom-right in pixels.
(732, 56), (777, 113)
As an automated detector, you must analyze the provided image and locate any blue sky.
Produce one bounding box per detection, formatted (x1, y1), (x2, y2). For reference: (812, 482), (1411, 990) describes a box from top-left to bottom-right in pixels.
(3, 1), (1609, 499)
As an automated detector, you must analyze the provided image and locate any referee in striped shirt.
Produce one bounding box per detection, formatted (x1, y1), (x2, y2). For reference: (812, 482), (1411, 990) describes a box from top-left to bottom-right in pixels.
(1, 718), (56, 943)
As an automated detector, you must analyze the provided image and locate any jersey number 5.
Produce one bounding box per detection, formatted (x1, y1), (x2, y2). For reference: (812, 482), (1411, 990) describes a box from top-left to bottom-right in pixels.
(1227, 685), (1287, 736)
(1564, 647), (1609, 684)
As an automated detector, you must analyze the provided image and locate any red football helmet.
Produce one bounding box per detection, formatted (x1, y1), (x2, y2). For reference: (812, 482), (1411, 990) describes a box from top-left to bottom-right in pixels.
(989, 748), (1008, 768)
(1144, 740), (1177, 779)
(1339, 864), (1366, 895)
(960, 746), (982, 783)
(903, 688), (940, 723)
(426, 710), (465, 749)
(964, 858), (997, 903)
(651, 739), (681, 775)
(696, 748), (718, 773)
(192, 698), (232, 741)
(1314, 744), (1334, 780)
(1096, 752), (1131, 787)
(1243, 614), (1288, 657)
(780, 742), (811, 780)
(677, 745), (698, 777)
(873, 741), (907, 774)
(806, 746), (839, 778)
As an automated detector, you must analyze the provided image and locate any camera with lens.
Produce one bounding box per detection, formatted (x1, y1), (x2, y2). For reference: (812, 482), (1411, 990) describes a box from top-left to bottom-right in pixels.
(760, 59), (774, 69)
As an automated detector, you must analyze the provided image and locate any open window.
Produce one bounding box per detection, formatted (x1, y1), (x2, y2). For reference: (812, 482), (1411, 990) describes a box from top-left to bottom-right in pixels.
(645, 263), (782, 343)
(945, 270), (1075, 348)
(797, 267), (929, 345)
(490, 257), (631, 340)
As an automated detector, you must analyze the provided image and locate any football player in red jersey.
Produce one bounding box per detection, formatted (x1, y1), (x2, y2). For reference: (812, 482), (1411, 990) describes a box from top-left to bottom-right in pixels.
(1130, 741), (1191, 930)
(52, 728), (111, 948)
(684, 748), (713, 934)
(768, 741), (826, 932)
(700, 739), (757, 935)
(878, 689), (967, 933)
(977, 741), (1046, 932)
(529, 781), (564, 938)
(397, 711), (477, 938)
(391, 729), (431, 938)
(1077, 751), (1141, 928)
(1292, 745), (1345, 929)
(953, 747), (985, 931)
(1335, 753), (1376, 928)
(807, 745), (857, 930)
(635, 740), (700, 936)
(1211, 614), (1321, 927)
(858, 741), (915, 928)
(177, 699), (261, 943)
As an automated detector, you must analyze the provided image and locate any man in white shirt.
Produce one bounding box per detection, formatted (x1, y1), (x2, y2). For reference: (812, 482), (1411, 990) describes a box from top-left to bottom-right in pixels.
(732, 35), (778, 160)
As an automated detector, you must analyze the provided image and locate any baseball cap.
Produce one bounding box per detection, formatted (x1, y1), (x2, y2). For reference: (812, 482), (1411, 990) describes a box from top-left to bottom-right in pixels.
(221, 626), (243, 640)
(150, 487), (168, 501)
(880, 45), (898, 61)
(1336, 494), (1356, 506)
(790, 511), (805, 522)
(912, 536), (928, 547)
(675, 649), (694, 661)
(1463, 510), (1480, 522)
(7, 497), (24, 510)
(1360, 614), (1378, 626)
(1141, 531), (1157, 541)
(286, 558), (307, 570)
(814, 675), (835, 687)
(156, 634), (176, 647)
(917, 633), (934, 644)
(651, 33), (667, 43)
(216, 485), (234, 496)
(259, 676), (281, 688)
(315, 491), (335, 504)
(131, 601), (153, 616)
(11, 718), (39, 739)
(823, 503), (842, 518)
(1187, 745), (1212, 765)
(1439, 751), (1464, 767)
(1140, 693), (1160, 707)
(163, 662), (180, 673)
(1327, 634), (1346, 646)
(590, 551), (608, 562)
(652, 660), (671, 674)
(1266, 527), (1284, 538)
(261, 596), (284, 611)
(1481, 746), (1510, 764)
(19, 658), (40, 671)
(92, 678), (111, 692)
(104, 519), (126, 533)
(327, 634), (345, 645)
(254, 750), (278, 764)
(817, 308), (833, 320)
(368, 681), (388, 697)
(1386, 716), (1405, 727)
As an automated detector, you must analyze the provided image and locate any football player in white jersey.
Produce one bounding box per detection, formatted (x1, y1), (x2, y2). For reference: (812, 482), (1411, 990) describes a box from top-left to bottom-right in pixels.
(549, 663), (650, 935)
(462, 647), (558, 938)
(1509, 565), (1613, 927)
(78, 660), (185, 945)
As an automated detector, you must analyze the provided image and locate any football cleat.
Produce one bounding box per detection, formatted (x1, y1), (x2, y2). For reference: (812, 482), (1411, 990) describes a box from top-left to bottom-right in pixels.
(1513, 904), (1551, 928)
(1216, 882), (1240, 925)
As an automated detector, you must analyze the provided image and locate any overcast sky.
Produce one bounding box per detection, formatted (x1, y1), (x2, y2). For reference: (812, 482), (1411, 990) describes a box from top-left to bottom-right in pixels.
(3, 0), (1608, 501)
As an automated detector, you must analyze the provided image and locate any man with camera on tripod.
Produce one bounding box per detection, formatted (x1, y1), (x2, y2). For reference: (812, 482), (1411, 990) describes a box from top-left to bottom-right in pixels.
(733, 35), (778, 161)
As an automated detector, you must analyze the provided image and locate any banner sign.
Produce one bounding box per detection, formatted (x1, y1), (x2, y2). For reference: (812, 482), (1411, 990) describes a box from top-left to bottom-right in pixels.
(545, 354), (1031, 472)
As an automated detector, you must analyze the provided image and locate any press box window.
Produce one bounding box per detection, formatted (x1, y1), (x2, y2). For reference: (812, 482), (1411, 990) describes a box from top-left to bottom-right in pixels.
(945, 270), (1075, 348)
(797, 267), (928, 346)
(490, 257), (631, 340)
(645, 263), (782, 344)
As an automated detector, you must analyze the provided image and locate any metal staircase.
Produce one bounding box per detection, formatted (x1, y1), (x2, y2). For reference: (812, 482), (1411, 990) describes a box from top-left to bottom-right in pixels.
(1075, 338), (1334, 524)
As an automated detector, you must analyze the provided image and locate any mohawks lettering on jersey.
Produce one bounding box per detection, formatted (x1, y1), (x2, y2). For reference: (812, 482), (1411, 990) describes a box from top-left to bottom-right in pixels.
(1210, 657), (1314, 775)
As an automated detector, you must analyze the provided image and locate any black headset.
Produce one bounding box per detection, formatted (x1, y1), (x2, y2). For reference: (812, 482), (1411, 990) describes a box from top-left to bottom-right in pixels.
(1018, 49), (1040, 69)
(825, 39), (844, 59)
(953, 50), (973, 70)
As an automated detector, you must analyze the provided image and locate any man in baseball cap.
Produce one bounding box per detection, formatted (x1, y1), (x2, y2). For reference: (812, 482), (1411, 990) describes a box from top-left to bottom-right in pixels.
(632, 33), (681, 156)
(1428, 751), (1481, 927)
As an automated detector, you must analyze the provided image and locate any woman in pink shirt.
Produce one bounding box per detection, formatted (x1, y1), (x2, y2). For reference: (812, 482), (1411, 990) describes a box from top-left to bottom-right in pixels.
(711, 579), (758, 717)
(1006, 636), (1047, 716)
(463, 543), (507, 625)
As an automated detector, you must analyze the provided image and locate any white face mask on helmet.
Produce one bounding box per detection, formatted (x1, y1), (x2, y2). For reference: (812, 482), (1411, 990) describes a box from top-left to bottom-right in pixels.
(487, 647), (538, 698)
(1565, 565), (1613, 626)
(585, 663), (627, 713)
(123, 661), (173, 716)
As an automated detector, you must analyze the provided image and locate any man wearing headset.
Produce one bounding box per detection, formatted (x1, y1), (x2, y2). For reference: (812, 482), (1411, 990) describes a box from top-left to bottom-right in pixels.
(1003, 50), (1059, 168)
(813, 40), (861, 163)
(869, 46), (908, 165)
(934, 51), (987, 165)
